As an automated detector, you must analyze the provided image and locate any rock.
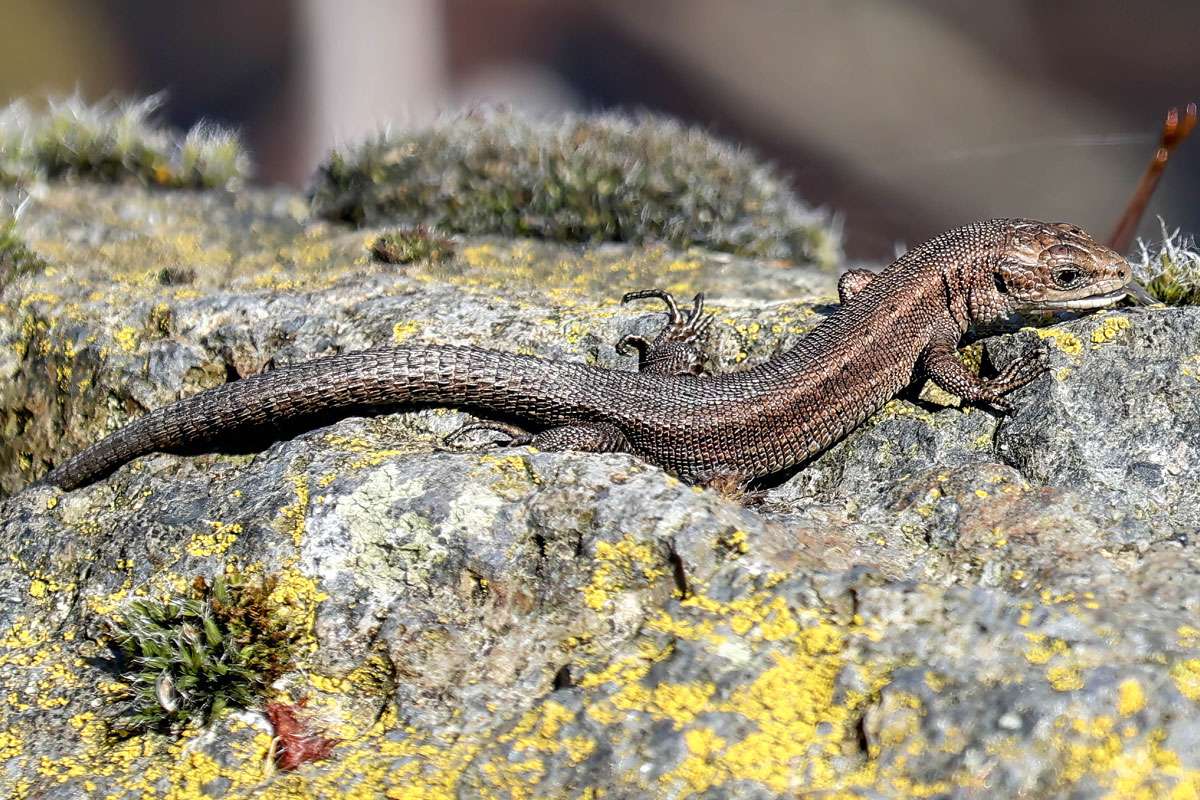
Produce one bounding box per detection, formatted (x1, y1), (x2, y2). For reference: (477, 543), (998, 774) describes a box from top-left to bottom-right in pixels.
(1, 180), (1199, 798)
(993, 309), (1200, 535)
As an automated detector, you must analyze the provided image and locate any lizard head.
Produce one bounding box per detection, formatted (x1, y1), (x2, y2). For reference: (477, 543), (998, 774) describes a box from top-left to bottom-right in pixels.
(990, 220), (1132, 315)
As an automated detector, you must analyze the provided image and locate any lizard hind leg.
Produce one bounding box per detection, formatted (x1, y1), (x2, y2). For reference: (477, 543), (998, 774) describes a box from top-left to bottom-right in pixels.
(446, 420), (632, 454)
(837, 269), (877, 303)
(618, 288), (713, 376)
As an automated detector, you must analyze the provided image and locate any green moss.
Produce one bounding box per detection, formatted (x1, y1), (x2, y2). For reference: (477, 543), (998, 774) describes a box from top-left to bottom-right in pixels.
(0, 95), (250, 189)
(371, 226), (456, 264)
(103, 568), (298, 735)
(1133, 222), (1200, 305)
(155, 265), (196, 286)
(0, 217), (47, 290)
(310, 109), (840, 267)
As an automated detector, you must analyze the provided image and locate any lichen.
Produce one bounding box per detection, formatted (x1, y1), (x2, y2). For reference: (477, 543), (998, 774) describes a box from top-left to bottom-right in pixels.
(1118, 678), (1146, 716)
(309, 108), (839, 266)
(1090, 315), (1132, 345)
(582, 535), (668, 611)
(1032, 327), (1084, 357)
(1172, 659), (1200, 701)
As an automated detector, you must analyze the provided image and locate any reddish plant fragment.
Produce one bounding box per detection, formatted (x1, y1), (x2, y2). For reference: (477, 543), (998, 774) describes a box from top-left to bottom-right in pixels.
(1108, 102), (1197, 254)
(265, 700), (340, 771)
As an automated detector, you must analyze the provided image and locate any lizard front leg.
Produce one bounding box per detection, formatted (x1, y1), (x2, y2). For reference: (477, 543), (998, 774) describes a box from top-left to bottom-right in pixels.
(617, 289), (712, 376)
(921, 325), (1047, 412)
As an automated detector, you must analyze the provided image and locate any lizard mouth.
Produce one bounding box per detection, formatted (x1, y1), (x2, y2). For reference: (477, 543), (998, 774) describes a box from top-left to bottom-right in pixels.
(1017, 286), (1134, 311)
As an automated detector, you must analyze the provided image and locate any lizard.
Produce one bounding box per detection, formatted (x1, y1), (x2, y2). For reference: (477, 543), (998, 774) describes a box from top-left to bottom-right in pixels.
(41, 218), (1132, 491)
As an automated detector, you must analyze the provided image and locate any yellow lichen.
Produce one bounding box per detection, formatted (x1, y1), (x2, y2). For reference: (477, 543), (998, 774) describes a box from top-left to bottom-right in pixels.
(113, 325), (140, 353)
(392, 320), (422, 342)
(1090, 315), (1131, 345)
(267, 566), (327, 659)
(716, 529), (749, 556)
(1023, 634), (1067, 665)
(1118, 679), (1146, 716)
(669, 728), (728, 794)
(0, 727), (23, 760)
(1047, 665), (1085, 692)
(1172, 659), (1200, 702)
(1178, 626), (1200, 649)
(476, 453), (540, 499)
(278, 474), (310, 547)
(1033, 327), (1083, 357)
(1049, 718), (1200, 798)
(581, 535), (666, 611)
(185, 521), (241, 557)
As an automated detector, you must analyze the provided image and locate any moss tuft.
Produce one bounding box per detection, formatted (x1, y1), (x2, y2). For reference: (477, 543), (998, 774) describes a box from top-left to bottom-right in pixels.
(103, 568), (298, 735)
(1133, 221), (1200, 305)
(371, 226), (456, 264)
(0, 203), (47, 290)
(156, 265), (196, 286)
(0, 94), (250, 189)
(310, 109), (839, 267)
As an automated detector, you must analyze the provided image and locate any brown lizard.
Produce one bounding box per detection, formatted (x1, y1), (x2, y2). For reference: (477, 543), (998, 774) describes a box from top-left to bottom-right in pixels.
(42, 218), (1131, 490)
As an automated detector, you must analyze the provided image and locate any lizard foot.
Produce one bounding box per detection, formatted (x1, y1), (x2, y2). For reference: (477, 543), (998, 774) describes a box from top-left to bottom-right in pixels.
(618, 289), (712, 376)
(977, 348), (1049, 413)
(695, 470), (765, 506)
(446, 421), (631, 454)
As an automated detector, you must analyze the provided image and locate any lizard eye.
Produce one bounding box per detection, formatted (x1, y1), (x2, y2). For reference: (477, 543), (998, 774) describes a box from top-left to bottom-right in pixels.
(1052, 265), (1085, 288)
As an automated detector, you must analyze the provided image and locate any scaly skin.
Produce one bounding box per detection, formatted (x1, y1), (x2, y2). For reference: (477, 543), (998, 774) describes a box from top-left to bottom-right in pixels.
(43, 218), (1132, 490)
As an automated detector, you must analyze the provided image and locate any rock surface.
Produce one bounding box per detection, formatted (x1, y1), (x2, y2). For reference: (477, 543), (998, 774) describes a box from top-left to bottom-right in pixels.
(1, 182), (1198, 798)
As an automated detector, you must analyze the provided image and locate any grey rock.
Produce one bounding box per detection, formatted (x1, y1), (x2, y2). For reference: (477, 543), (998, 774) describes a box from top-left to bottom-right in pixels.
(992, 308), (1200, 535)
(1, 183), (1198, 798)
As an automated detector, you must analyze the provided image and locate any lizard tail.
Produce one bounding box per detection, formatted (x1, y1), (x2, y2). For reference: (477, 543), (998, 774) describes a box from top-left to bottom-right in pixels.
(42, 346), (612, 490)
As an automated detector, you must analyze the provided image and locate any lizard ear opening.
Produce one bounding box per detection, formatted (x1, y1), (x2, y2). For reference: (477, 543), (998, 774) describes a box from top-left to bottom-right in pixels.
(993, 271), (1010, 296)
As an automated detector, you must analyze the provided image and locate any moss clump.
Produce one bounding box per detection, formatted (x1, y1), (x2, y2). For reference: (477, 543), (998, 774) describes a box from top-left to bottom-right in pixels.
(371, 226), (456, 264)
(0, 218), (46, 290)
(1134, 222), (1200, 305)
(310, 109), (839, 267)
(104, 569), (297, 735)
(156, 265), (196, 286)
(0, 95), (250, 190)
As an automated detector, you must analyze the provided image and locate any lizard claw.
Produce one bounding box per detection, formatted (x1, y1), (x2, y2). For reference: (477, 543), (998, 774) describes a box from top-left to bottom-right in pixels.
(615, 333), (651, 359)
(622, 289), (685, 323)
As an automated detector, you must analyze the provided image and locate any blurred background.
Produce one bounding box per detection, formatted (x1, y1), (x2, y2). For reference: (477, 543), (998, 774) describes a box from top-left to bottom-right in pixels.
(0, 0), (1196, 260)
